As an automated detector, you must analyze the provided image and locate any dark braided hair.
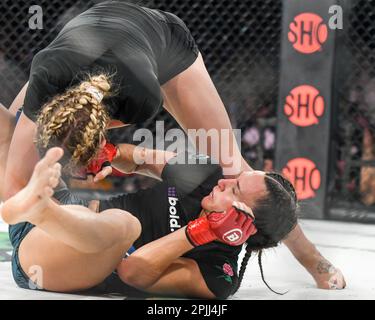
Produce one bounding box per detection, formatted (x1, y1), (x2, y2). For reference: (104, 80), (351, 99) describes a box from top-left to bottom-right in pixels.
(258, 250), (288, 295)
(235, 246), (252, 292)
(231, 172), (298, 296)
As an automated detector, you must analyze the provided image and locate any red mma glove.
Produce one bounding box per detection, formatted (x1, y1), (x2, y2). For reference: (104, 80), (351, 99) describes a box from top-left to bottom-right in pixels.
(186, 202), (257, 247)
(86, 142), (118, 177)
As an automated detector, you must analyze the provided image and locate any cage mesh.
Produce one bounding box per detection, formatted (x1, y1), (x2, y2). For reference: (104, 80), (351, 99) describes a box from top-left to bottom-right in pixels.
(0, 0), (282, 192)
(330, 0), (375, 212)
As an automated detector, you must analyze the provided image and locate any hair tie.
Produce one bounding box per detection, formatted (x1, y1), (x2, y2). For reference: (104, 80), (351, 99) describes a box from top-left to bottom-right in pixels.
(84, 86), (104, 103)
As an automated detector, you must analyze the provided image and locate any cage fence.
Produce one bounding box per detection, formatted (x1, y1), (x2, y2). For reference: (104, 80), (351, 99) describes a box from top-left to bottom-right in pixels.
(329, 0), (375, 218)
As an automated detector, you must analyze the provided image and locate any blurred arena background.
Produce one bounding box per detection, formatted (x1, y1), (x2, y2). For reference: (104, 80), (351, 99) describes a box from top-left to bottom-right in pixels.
(0, 0), (375, 224)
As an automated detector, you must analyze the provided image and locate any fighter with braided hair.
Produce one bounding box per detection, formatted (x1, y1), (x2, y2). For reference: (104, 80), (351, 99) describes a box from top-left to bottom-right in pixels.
(35, 75), (111, 176)
(1, 1), (345, 293)
(96, 150), (344, 297)
(2, 107), (345, 297)
(105, 151), (300, 298)
(231, 174), (298, 296)
(2, 138), (297, 298)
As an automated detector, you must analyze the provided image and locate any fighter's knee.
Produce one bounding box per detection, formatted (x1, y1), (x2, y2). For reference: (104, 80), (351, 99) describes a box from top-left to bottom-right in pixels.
(102, 209), (141, 245)
(124, 212), (141, 242)
(117, 258), (153, 289)
(0, 202), (8, 224)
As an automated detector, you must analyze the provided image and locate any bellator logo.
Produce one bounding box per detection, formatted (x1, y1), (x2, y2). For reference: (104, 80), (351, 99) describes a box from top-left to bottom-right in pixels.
(284, 85), (325, 127)
(282, 158), (321, 200)
(223, 229), (243, 244)
(288, 13), (329, 54)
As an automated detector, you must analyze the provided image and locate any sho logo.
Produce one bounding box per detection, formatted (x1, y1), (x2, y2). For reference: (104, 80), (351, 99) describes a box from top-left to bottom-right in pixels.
(223, 229), (242, 244)
(284, 85), (325, 127)
(288, 6), (343, 54)
(282, 158), (321, 200)
(168, 187), (181, 232)
(288, 13), (328, 54)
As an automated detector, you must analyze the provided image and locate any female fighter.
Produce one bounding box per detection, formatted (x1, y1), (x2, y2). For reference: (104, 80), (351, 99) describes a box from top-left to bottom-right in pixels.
(1, 142), (297, 299)
(4, 0), (248, 202)
(0, 1), (345, 290)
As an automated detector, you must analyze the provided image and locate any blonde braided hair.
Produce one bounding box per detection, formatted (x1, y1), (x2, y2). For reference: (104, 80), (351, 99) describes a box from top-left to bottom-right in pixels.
(36, 74), (111, 171)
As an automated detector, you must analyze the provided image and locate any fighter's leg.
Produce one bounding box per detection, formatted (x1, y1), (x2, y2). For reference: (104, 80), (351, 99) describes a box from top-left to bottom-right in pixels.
(161, 52), (251, 176)
(16, 207), (139, 292)
(1, 148), (141, 292)
(2, 147), (140, 253)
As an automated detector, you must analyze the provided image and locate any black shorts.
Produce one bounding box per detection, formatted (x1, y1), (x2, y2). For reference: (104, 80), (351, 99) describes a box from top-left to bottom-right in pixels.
(9, 222), (36, 290)
(157, 11), (200, 85)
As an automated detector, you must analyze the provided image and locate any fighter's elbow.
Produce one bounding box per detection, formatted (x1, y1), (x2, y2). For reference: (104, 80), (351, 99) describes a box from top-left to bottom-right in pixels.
(117, 258), (157, 289)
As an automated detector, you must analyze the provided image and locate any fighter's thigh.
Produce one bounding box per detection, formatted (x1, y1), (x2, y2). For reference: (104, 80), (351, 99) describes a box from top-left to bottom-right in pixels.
(161, 52), (223, 117)
(18, 227), (126, 293)
(61, 205), (142, 241)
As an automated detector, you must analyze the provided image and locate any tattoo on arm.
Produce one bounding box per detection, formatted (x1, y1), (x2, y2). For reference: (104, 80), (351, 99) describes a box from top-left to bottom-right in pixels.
(316, 260), (335, 274)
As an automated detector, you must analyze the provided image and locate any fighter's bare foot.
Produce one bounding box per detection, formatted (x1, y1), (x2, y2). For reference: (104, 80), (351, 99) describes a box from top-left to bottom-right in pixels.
(1, 147), (64, 225)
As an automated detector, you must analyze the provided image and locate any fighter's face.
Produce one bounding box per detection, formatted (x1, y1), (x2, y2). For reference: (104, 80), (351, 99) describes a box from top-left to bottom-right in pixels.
(201, 171), (267, 212)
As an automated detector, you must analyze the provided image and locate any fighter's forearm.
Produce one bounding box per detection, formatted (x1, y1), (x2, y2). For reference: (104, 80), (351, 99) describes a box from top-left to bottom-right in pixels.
(283, 224), (335, 278)
(283, 224), (321, 263)
(117, 227), (193, 288)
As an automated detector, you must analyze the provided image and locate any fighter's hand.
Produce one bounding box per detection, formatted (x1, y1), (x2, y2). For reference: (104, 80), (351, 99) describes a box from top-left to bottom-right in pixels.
(86, 142), (118, 182)
(316, 268), (346, 290)
(92, 165), (112, 183)
(186, 201), (257, 247)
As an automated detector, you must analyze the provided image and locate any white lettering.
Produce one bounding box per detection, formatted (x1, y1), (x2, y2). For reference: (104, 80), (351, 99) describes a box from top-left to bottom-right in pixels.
(29, 5), (43, 30)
